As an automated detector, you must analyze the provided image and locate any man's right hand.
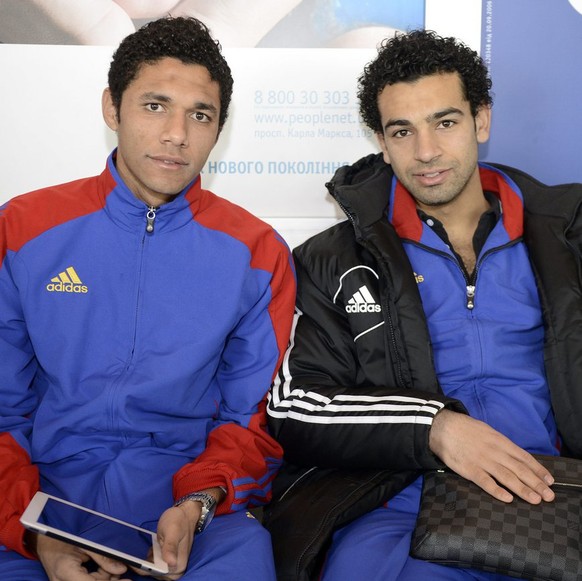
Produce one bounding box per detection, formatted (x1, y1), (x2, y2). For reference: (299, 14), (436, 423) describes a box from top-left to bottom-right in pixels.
(429, 409), (556, 504)
(32, 533), (132, 581)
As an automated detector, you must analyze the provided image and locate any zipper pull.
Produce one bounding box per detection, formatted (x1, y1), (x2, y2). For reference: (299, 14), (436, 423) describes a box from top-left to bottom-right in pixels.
(466, 285), (475, 310)
(145, 206), (157, 234)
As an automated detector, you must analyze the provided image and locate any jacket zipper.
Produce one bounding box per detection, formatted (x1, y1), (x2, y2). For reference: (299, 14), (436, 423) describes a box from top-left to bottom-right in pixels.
(403, 242), (477, 310)
(332, 194), (406, 389)
(107, 207), (155, 428)
(562, 197), (582, 258)
(134, 205), (158, 352)
(465, 284), (476, 310)
(409, 239), (521, 310)
(464, 241), (521, 309)
(145, 206), (157, 234)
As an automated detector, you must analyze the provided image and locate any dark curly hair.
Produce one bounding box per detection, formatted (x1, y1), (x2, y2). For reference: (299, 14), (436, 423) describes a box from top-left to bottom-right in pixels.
(108, 16), (233, 132)
(358, 29), (492, 133)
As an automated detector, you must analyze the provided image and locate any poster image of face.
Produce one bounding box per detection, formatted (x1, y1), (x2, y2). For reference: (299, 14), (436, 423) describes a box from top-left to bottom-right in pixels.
(0, 0), (424, 48)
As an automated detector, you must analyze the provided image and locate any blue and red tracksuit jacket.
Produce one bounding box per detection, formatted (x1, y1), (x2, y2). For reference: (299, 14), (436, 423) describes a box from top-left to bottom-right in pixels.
(0, 151), (296, 556)
(389, 163), (559, 454)
(375, 163), (561, 521)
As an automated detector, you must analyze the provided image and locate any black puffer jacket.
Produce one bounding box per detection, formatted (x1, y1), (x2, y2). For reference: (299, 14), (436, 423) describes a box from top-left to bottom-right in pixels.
(265, 154), (582, 581)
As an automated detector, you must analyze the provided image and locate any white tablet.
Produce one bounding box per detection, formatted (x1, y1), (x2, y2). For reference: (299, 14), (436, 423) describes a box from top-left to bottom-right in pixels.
(20, 491), (169, 576)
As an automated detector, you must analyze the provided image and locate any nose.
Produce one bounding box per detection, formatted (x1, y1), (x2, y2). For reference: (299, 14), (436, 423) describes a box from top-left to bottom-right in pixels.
(414, 129), (441, 163)
(161, 113), (188, 147)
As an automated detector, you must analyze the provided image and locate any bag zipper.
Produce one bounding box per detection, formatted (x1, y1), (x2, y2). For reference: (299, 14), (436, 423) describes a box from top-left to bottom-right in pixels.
(433, 469), (582, 491)
(552, 480), (582, 490)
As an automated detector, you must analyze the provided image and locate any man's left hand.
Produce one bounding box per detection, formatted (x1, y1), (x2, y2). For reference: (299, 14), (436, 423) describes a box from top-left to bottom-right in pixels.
(150, 504), (199, 580)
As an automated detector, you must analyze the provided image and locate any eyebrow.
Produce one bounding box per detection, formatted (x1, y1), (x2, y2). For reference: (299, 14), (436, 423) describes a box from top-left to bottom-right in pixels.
(140, 92), (219, 115)
(140, 92), (171, 103)
(194, 102), (219, 115)
(383, 107), (465, 131)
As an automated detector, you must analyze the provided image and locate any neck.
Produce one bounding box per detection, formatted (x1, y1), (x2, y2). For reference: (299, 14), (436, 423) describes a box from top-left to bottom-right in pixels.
(425, 192), (489, 239)
(425, 189), (490, 278)
(417, 169), (488, 239)
(132, 189), (175, 208)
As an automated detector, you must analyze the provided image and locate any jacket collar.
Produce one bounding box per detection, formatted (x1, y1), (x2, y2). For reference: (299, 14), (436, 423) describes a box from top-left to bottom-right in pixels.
(326, 153), (392, 232)
(100, 149), (202, 233)
(327, 154), (526, 242)
(390, 163), (525, 243)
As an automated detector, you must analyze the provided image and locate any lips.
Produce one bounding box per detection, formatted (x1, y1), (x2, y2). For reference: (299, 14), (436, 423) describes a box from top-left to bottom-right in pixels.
(414, 168), (450, 186)
(149, 155), (187, 167)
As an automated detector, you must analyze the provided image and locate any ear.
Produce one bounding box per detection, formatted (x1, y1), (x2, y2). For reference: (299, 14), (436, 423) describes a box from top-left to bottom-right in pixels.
(102, 88), (119, 132)
(475, 105), (491, 144)
(376, 131), (391, 164)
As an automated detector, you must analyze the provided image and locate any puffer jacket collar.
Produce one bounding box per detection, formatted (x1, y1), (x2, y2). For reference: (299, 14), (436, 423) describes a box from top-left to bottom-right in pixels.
(326, 153), (392, 231)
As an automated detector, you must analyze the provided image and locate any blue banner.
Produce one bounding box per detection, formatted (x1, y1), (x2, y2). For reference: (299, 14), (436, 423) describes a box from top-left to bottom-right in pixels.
(480, 0), (582, 184)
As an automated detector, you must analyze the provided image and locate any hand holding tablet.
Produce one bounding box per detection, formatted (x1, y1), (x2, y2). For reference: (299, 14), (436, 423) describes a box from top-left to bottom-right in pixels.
(20, 491), (169, 576)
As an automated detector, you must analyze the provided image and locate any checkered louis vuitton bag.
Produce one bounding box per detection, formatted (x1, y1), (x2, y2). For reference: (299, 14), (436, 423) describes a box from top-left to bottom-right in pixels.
(410, 455), (582, 580)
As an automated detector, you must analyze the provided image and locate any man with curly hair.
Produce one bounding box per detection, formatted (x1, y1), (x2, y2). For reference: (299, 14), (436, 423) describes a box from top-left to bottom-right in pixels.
(0, 16), (295, 581)
(265, 29), (582, 580)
